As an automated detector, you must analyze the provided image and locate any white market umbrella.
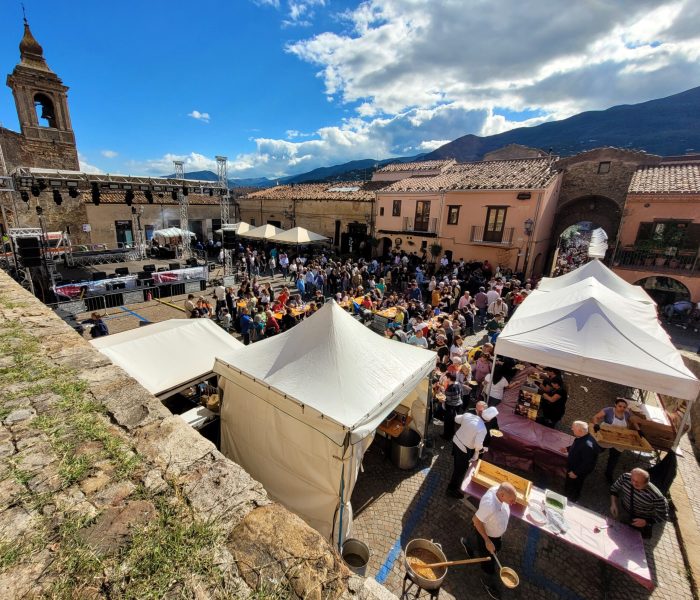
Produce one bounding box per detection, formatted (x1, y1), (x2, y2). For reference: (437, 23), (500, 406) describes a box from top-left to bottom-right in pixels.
(237, 224), (285, 240)
(269, 226), (329, 245)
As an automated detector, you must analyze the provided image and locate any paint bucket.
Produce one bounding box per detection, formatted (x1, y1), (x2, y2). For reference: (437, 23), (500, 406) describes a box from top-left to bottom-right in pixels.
(342, 538), (370, 576)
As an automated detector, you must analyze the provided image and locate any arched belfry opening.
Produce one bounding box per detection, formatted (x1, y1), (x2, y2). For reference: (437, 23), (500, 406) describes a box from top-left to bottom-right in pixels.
(34, 93), (57, 128)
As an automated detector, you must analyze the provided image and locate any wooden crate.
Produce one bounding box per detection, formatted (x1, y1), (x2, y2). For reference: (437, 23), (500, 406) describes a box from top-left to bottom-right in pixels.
(472, 460), (532, 506)
(591, 423), (654, 452)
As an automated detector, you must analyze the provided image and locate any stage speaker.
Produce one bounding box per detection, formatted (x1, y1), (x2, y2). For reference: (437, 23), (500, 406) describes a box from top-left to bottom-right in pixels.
(16, 237), (42, 267)
(222, 230), (237, 249)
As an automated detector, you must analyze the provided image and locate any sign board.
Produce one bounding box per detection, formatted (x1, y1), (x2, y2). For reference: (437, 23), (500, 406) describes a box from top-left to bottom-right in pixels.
(82, 224), (91, 232)
(122, 290), (144, 305)
(185, 281), (202, 293)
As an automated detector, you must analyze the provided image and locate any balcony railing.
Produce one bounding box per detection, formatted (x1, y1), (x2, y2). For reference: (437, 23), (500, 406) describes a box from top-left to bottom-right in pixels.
(402, 216), (437, 233)
(470, 226), (515, 246)
(612, 248), (699, 275)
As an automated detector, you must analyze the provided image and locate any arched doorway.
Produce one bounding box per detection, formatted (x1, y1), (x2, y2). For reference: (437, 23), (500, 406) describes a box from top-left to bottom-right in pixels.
(635, 276), (690, 306)
(379, 236), (392, 257)
(550, 221), (611, 276)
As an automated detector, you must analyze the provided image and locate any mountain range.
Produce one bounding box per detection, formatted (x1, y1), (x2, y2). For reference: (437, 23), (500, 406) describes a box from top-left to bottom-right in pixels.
(165, 85), (700, 186)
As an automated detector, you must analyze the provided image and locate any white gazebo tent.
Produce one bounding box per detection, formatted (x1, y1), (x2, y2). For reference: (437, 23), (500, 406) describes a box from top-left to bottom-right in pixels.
(496, 277), (699, 447)
(151, 227), (196, 246)
(214, 300), (435, 543)
(537, 259), (654, 304)
(91, 319), (244, 399)
(214, 221), (251, 236)
(269, 226), (329, 245)
(237, 223), (285, 240)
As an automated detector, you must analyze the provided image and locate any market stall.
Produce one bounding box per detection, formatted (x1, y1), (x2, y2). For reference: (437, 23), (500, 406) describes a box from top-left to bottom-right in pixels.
(268, 226), (329, 246)
(214, 300), (435, 543)
(215, 221), (251, 236)
(151, 227), (196, 247)
(91, 318), (243, 399)
(236, 223), (285, 240)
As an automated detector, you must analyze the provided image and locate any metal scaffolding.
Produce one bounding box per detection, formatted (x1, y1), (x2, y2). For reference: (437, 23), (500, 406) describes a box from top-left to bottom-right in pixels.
(174, 160), (191, 258)
(216, 155), (234, 277)
(131, 206), (145, 260)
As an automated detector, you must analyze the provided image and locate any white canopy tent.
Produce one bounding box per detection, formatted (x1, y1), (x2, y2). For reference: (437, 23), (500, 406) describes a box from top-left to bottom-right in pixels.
(151, 227), (196, 246)
(214, 300), (435, 542)
(237, 223), (285, 240)
(538, 259), (654, 304)
(587, 228), (608, 259)
(91, 319), (244, 398)
(269, 226), (329, 245)
(214, 221), (251, 236)
(496, 277), (699, 401)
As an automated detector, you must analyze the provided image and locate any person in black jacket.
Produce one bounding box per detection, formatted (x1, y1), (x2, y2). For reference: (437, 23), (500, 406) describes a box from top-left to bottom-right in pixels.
(562, 421), (600, 502)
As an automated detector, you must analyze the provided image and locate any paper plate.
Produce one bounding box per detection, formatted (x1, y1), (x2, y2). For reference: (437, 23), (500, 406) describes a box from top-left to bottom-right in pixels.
(489, 429), (504, 438)
(528, 506), (547, 524)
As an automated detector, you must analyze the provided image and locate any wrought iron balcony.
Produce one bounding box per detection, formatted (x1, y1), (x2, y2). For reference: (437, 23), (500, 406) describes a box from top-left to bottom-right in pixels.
(470, 226), (515, 246)
(612, 248), (699, 275)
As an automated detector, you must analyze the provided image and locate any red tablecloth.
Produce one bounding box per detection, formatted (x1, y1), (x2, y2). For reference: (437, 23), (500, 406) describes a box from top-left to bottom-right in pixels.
(462, 464), (653, 590)
(488, 366), (572, 479)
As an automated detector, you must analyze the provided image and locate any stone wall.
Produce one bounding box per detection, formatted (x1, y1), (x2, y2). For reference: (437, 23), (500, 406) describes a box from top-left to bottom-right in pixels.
(0, 269), (395, 599)
(0, 126), (79, 173)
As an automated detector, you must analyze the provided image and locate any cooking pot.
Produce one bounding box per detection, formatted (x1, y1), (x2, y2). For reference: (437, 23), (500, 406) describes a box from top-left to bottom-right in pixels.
(404, 538), (447, 590)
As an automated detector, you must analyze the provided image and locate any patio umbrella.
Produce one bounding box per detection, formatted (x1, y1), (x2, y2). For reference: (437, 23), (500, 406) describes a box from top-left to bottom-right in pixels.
(214, 221), (251, 236)
(269, 226), (329, 245)
(237, 224), (285, 240)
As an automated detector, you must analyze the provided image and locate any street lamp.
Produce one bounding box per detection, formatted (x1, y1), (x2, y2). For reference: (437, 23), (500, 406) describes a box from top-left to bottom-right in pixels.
(522, 218), (535, 278)
(524, 218), (534, 236)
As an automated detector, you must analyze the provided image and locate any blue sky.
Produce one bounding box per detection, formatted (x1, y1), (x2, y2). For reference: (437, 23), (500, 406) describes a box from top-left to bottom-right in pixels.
(1, 0), (698, 179)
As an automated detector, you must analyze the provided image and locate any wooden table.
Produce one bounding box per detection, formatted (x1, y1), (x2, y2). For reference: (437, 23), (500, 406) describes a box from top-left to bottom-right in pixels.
(462, 464), (653, 590)
(377, 416), (413, 438)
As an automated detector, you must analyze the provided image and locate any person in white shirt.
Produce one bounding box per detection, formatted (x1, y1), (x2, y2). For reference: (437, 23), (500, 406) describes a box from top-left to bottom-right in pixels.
(485, 287), (500, 306)
(407, 328), (428, 349)
(487, 298), (508, 319)
(483, 365), (511, 407)
(461, 482), (517, 599)
(447, 407), (498, 498)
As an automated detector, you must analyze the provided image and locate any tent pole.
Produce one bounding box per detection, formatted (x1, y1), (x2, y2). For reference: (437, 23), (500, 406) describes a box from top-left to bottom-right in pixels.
(337, 431), (351, 550)
(485, 352), (498, 404)
(671, 401), (692, 452)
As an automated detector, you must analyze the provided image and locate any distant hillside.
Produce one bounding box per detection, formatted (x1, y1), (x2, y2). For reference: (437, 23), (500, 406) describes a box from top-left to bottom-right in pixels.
(423, 85), (700, 161)
(281, 155), (423, 184)
(161, 170), (274, 188)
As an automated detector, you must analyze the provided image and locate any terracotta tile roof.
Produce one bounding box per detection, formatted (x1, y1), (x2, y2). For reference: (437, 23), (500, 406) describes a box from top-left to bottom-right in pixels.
(381, 157), (557, 192)
(242, 181), (390, 202)
(82, 190), (221, 205)
(629, 164), (700, 194)
(375, 159), (455, 174)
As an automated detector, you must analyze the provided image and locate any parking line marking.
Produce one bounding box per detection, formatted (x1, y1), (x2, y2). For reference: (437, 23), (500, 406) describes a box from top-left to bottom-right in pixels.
(375, 466), (441, 584)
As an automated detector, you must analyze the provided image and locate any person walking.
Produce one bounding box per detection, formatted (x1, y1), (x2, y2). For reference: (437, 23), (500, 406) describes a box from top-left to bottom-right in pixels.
(447, 406), (499, 499)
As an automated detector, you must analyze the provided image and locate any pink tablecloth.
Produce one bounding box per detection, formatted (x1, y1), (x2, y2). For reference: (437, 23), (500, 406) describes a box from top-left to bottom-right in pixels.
(462, 465), (653, 590)
(488, 366), (573, 479)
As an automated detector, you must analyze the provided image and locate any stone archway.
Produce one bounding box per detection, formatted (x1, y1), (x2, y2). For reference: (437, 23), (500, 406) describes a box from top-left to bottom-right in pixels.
(635, 276), (691, 306)
(546, 195), (621, 273)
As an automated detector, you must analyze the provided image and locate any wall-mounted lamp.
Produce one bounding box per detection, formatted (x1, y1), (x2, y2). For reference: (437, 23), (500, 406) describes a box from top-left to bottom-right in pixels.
(524, 218), (534, 236)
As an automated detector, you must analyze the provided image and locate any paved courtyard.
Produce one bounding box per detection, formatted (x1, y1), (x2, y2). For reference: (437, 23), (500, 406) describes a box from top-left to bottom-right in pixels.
(350, 373), (695, 600)
(59, 262), (700, 599)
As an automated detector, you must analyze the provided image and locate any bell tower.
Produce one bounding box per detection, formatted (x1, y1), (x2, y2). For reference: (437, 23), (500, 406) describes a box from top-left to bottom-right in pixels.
(5, 19), (79, 170)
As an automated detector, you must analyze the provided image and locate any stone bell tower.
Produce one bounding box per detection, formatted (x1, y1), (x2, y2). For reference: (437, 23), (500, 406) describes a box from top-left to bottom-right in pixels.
(4, 19), (79, 170)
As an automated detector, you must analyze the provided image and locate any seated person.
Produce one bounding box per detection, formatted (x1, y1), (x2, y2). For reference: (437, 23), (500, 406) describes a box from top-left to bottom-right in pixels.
(610, 467), (668, 539)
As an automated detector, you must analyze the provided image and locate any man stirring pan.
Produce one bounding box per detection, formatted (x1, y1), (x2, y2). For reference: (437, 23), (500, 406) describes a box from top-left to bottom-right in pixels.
(461, 482), (517, 599)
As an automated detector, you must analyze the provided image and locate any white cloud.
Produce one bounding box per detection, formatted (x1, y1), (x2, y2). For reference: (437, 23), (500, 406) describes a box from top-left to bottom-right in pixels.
(255, 0), (326, 27)
(187, 110), (211, 123)
(101, 149), (118, 158)
(78, 153), (104, 175)
(416, 140), (451, 152)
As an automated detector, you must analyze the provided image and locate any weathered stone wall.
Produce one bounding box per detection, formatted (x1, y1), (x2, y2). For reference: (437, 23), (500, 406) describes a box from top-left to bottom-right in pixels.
(0, 269), (395, 599)
(9, 192), (90, 244)
(0, 126), (79, 173)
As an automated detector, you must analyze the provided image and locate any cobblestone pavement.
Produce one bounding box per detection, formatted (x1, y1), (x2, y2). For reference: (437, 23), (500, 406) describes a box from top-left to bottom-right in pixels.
(351, 373), (695, 600)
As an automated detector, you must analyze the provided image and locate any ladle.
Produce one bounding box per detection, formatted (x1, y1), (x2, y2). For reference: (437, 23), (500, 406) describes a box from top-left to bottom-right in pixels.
(417, 557), (491, 569)
(492, 554), (520, 589)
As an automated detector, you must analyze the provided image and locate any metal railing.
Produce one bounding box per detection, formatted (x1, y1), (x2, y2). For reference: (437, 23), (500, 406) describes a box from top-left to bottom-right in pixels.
(612, 248), (699, 274)
(470, 226), (515, 245)
(402, 217), (437, 233)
